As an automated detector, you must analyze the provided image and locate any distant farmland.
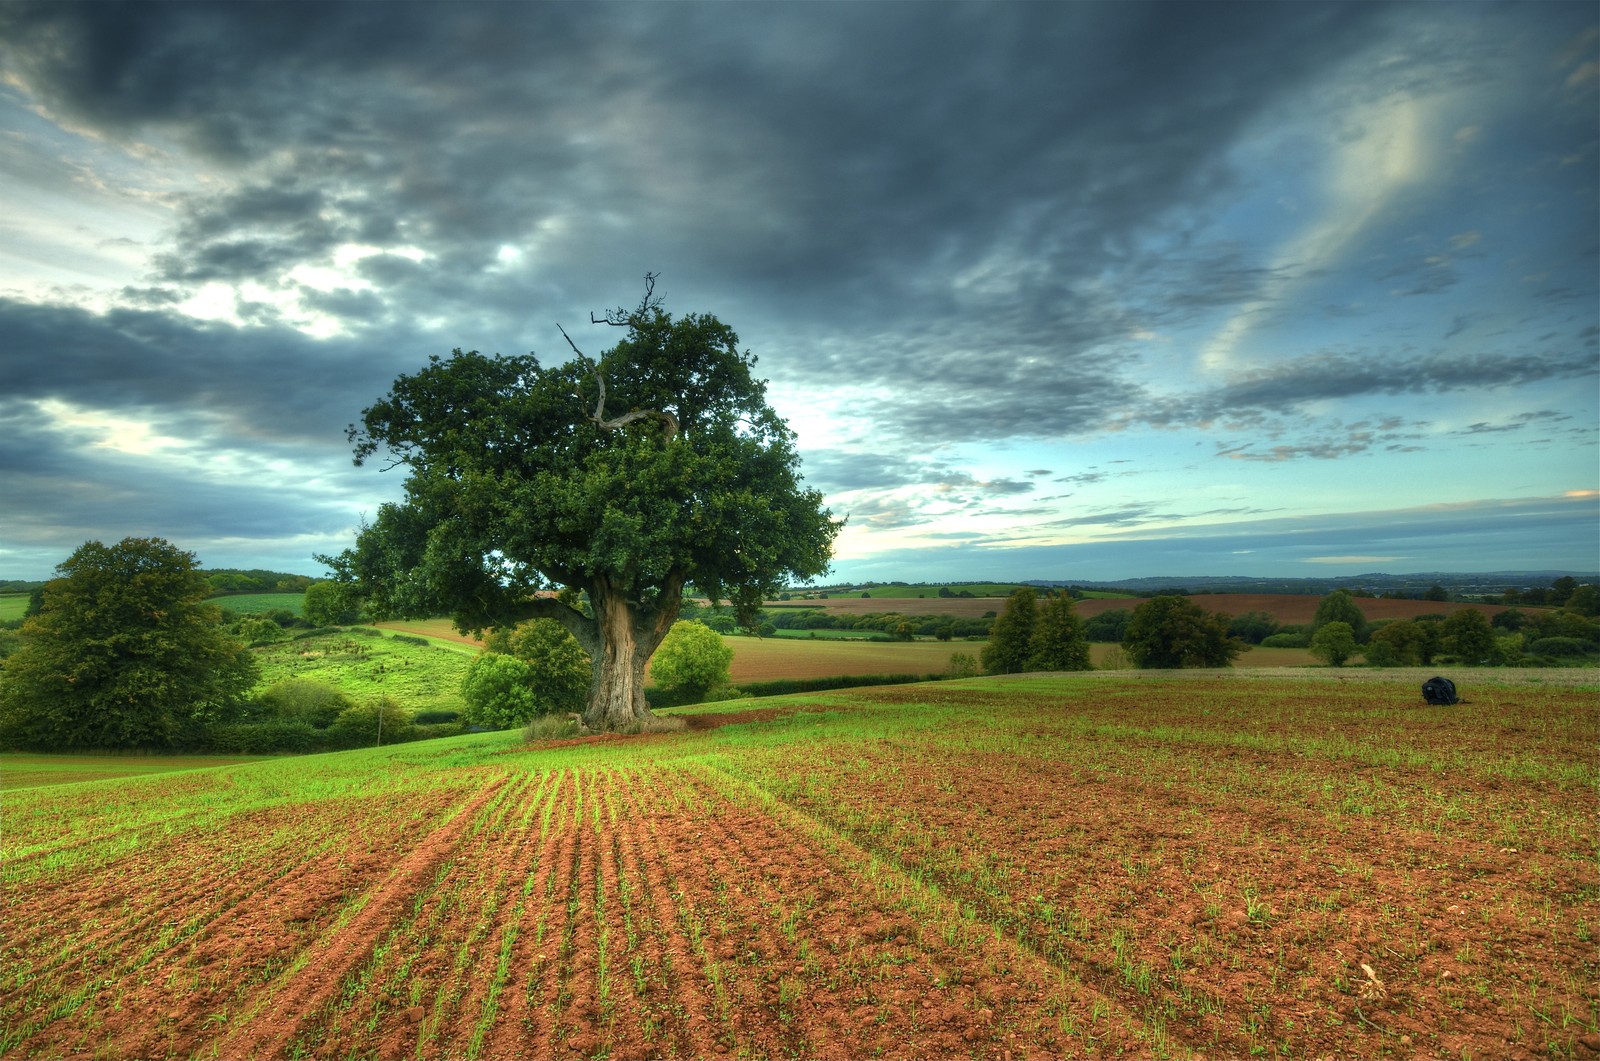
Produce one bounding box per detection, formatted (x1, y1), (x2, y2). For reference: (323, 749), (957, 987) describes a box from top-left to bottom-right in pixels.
(771, 592), (1517, 625)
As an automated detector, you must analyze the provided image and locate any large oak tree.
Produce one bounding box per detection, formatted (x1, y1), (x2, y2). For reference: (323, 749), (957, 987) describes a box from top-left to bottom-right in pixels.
(324, 286), (838, 731)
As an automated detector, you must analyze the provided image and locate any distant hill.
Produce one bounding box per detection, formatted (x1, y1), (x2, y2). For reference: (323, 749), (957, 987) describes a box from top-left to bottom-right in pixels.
(1025, 571), (1595, 599)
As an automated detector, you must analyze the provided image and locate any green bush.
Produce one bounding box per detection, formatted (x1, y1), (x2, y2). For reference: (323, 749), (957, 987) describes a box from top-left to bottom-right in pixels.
(1528, 637), (1598, 660)
(411, 721), (466, 742)
(412, 708), (462, 725)
(650, 620), (734, 702)
(461, 653), (539, 729)
(208, 719), (323, 754)
(325, 698), (412, 749)
(254, 678), (354, 728)
(1260, 632), (1307, 649)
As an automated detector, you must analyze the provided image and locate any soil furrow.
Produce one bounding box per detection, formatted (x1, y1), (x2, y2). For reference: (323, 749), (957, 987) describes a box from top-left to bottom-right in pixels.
(216, 774), (511, 1059)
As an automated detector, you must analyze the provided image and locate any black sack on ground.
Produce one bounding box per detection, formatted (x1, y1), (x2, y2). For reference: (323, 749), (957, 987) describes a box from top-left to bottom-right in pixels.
(1422, 676), (1458, 705)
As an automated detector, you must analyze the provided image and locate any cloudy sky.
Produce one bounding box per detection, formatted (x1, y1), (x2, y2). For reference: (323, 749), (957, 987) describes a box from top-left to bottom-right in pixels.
(1, 1), (1595, 585)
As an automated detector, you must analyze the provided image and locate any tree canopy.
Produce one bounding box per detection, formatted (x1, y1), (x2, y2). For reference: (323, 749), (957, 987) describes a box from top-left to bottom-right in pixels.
(1121, 595), (1243, 669)
(981, 588), (1038, 675)
(0, 537), (258, 750)
(323, 285), (838, 731)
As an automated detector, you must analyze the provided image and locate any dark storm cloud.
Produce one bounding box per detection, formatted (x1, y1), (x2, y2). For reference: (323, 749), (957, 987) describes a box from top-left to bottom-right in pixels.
(1161, 346), (1599, 433)
(0, 2), (1400, 392)
(0, 297), (403, 444)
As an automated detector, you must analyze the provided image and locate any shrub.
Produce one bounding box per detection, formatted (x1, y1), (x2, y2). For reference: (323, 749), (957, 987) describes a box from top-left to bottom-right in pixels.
(1260, 632), (1306, 649)
(325, 698), (412, 749)
(254, 678), (354, 728)
(1528, 636), (1598, 660)
(483, 619), (591, 718)
(461, 653), (539, 729)
(650, 620), (734, 702)
(1228, 611), (1281, 645)
(208, 719), (322, 754)
(523, 715), (583, 742)
(411, 722), (466, 742)
(947, 652), (981, 678)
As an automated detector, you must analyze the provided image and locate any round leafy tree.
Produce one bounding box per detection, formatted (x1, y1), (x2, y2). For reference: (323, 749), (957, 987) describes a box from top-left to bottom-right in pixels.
(0, 537), (258, 750)
(1311, 589), (1368, 641)
(981, 587), (1038, 675)
(1028, 590), (1092, 671)
(324, 282), (838, 732)
(650, 619), (735, 702)
(1121, 594), (1243, 669)
(1309, 621), (1358, 667)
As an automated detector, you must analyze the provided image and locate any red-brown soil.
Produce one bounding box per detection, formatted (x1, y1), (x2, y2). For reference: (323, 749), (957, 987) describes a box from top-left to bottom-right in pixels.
(5, 673), (1593, 1059)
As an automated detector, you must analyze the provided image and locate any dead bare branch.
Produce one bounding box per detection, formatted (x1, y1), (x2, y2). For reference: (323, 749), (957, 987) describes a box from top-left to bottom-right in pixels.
(559, 320), (678, 442)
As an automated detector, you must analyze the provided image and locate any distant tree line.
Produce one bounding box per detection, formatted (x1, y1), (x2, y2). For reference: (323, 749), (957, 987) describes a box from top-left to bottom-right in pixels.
(204, 568), (317, 595)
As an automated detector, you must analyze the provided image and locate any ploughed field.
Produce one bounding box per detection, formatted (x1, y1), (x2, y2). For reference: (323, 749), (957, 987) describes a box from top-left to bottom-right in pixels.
(4, 670), (1595, 1060)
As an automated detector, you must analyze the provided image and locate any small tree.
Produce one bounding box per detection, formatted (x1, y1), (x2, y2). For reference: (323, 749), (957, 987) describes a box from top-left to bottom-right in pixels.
(304, 580), (359, 626)
(461, 653), (539, 729)
(1311, 590), (1368, 642)
(1028, 591), (1091, 671)
(1441, 608), (1497, 664)
(982, 588), (1038, 674)
(0, 537), (257, 750)
(1122, 595), (1243, 669)
(1310, 621), (1358, 667)
(650, 620), (734, 702)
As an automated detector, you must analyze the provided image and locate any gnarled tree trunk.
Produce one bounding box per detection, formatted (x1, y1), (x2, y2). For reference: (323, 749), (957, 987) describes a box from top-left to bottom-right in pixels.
(582, 577), (681, 732)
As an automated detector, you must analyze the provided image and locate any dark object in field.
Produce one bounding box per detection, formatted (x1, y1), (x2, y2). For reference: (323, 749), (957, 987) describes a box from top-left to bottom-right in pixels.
(1421, 676), (1458, 705)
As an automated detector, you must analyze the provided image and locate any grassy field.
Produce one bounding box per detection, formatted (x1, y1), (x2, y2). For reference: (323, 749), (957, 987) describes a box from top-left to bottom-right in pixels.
(3, 668), (1594, 1059)
(0, 593), (30, 622)
(772, 592), (1519, 625)
(816, 583), (1030, 599)
(376, 618), (1322, 678)
(208, 592), (306, 616)
(249, 628), (476, 715)
(0, 753), (275, 792)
